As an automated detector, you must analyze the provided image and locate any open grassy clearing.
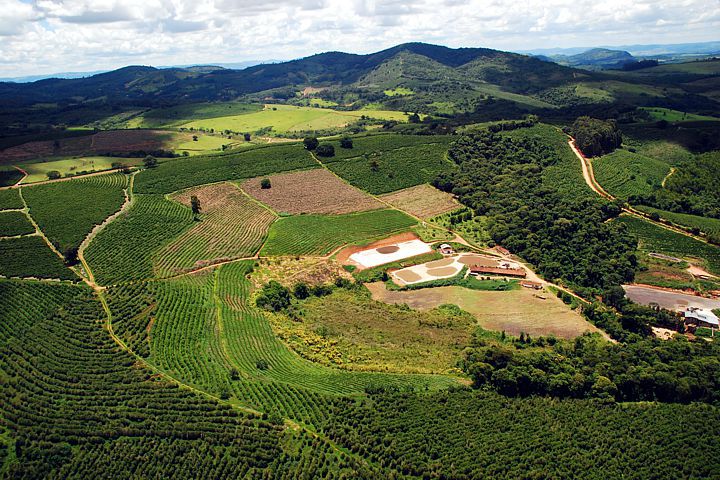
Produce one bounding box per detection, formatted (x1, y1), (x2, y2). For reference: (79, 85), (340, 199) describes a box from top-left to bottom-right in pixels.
(180, 104), (410, 134)
(635, 206), (720, 237)
(154, 183), (276, 277)
(129, 102), (263, 128)
(0, 211), (34, 237)
(174, 133), (249, 156)
(379, 183), (460, 219)
(85, 195), (194, 285)
(260, 209), (417, 256)
(107, 262), (458, 424)
(23, 173), (128, 254)
(366, 282), (600, 339)
(134, 143), (315, 194)
(241, 168), (383, 215)
(0, 236), (76, 280)
(616, 215), (720, 275)
(18, 156), (139, 183)
(321, 134), (452, 162)
(251, 256), (352, 290)
(0, 188), (23, 210)
(384, 87), (415, 96)
(327, 143), (453, 194)
(271, 288), (473, 374)
(639, 107), (719, 123)
(592, 149), (671, 199)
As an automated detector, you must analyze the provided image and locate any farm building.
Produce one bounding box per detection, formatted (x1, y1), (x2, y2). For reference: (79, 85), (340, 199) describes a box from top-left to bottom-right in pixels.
(684, 307), (719, 328)
(438, 243), (454, 255)
(521, 280), (543, 289)
(469, 265), (526, 278)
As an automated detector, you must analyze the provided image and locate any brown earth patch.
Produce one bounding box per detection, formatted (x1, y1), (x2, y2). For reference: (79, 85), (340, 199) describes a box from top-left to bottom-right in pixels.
(379, 184), (460, 219)
(376, 245), (400, 254)
(0, 130), (183, 164)
(426, 266), (458, 277)
(241, 168), (383, 215)
(458, 254), (498, 267)
(335, 231), (419, 265)
(426, 258), (455, 268)
(395, 270), (423, 283)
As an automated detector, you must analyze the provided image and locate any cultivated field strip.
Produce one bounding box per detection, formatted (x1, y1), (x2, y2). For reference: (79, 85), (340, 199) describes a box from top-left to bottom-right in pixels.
(107, 261), (457, 426)
(0, 279), (362, 478)
(260, 209), (417, 256)
(85, 194), (194, 285)
(0, 236), (78, 280)
(0, 188), (24, 210)
(154, 183), (276, 277)
(22, 172), (128, 253)
(0, 210), (35, 237)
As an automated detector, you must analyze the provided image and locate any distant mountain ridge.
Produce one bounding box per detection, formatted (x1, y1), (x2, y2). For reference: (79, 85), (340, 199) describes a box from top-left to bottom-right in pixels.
(536, 48), (637, 70)
(0, 42), (579, 106)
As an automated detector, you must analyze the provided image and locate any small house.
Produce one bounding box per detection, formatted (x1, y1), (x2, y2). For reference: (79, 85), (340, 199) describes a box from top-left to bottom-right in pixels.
(684, 307), (719, 328)
(439, 243), (454, 255)
(521, 280), (543, 290)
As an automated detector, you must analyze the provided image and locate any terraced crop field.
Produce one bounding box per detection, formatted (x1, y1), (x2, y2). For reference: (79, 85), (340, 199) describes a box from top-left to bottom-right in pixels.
(260, 209), (417, 256)
(23, 173), (128, 253)
(240, 168), (383, 215)
(326, 143), (453, 194)
(616, 215), (720, 274)
(0, 210), (34, 237)
(134, 143), (315, 194)
(113, 262), (457, 424)
(154, 183), (276, 277)
(180, 104), (409, 134)
(0, 188), (23, 210)
(379, 183), (460, 219)
(321, 134), (453, 162)
(0, 236), (77, 280)
(636, 206), (720, 237)
(85, 195), (194, 285)
(593, 149), (671, 199)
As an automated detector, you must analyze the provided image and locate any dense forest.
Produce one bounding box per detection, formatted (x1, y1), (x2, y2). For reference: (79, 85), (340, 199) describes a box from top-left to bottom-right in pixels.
(568, 116), (623, 157)
(433, 129), (637, 297)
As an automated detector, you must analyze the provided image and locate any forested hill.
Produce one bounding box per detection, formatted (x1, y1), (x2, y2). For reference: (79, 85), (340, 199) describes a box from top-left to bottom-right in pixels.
(0, 42), (579, 105)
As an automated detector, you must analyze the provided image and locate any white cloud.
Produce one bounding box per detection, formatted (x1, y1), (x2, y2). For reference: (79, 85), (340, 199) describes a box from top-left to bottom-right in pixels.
(0, 0), (718, 77)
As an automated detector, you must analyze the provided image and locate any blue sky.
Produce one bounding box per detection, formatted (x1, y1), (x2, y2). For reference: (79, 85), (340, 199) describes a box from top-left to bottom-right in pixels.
(0, 0), (718, 76)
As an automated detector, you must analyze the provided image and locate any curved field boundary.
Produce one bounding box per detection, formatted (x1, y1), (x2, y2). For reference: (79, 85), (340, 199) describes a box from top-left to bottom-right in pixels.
(154, 182), (277, 278)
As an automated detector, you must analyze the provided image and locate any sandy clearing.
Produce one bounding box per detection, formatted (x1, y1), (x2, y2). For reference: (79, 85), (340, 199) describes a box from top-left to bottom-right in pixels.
(687, 265), (717, 278)
(623, 285), (720, 311)
(335, 231), (419, 265)
(350, 239), (432, 268)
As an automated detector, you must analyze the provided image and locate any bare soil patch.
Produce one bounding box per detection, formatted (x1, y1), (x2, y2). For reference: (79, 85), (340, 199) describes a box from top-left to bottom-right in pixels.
(426, 258), (455, 268)
(377, 245), (400, 254)
(335, 231), (419, 264)
(427, 266), (458, 276)
(458, 254), (498, 267)
(379, 184), (460, 219)
(366, 282), (599, 339)
(1, 130), (181, 164)
(241, 168), (383, 215)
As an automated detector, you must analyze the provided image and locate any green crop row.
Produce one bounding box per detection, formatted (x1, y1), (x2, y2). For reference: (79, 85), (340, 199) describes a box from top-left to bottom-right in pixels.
(23, 173), (128, 254)
(616, 215), (720, 274)
(260, 209), (417, 256)
(134, 143), (315, 194)
(0, 210), (34, 237)
(0, 236), (76, 280)
(327, 143), (453, 194)
(0, 188), (23, 210)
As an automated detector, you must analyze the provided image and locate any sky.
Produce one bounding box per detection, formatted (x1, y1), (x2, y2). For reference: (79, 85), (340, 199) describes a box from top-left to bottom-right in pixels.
(0, 0), (719, 77)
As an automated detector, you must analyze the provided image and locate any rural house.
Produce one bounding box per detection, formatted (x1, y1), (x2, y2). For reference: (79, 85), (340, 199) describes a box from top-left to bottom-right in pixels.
(684, 307), (719, 329)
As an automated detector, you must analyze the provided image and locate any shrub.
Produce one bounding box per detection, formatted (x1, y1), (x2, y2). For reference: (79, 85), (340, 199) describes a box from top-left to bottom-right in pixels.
(340, 137), (353, 149)
(303, 137), (319, 150)
(260, 178), (271, 189)
(315, 144), (335, 157)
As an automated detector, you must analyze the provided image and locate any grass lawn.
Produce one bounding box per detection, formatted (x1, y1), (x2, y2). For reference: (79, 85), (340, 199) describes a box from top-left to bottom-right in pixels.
(639, 107), (719, 123)
(175, 135), (242, 155)
(366, 282), (600, 339)
(180, 104), (410, 134)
